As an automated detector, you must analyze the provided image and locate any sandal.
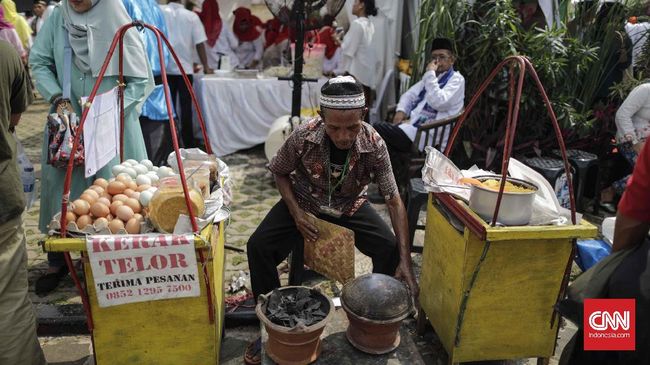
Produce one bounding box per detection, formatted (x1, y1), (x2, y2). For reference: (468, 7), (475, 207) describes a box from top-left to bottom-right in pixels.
(599, 202), (617, 214)
(35, 265), (69, 297)
(244, 337), (262, 365)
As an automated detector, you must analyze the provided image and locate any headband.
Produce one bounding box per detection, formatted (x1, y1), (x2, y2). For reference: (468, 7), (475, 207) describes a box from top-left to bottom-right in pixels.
(319, 76), (366, 110)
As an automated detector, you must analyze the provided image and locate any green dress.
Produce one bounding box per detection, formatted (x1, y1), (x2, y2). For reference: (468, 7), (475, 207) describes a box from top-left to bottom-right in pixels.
(30, 7), (152, 233)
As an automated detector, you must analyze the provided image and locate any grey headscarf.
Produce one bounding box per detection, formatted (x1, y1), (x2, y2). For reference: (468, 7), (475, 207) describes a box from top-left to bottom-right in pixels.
(61, 0), (149, 78)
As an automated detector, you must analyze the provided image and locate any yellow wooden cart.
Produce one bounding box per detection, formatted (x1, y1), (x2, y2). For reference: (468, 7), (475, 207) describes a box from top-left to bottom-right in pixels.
(417, 196), (596, 364)
(417, 56), (598, 364)
(44, 223), (226, 364)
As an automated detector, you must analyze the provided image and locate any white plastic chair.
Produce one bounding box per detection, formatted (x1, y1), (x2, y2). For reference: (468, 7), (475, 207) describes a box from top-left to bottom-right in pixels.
(369, 69), (395, 124)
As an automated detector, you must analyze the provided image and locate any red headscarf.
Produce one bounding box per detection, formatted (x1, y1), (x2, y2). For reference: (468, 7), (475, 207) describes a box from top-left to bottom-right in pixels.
(199, 0), (222, 47)
(264, 18), (289, 48)
(233, 7), (262, 42)
(318, 26), (339, 60)
(0, 7), (15, 30)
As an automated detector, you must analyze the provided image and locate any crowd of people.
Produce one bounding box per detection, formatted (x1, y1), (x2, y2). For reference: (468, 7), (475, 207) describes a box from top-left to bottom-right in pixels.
(0, 0), (649, 364)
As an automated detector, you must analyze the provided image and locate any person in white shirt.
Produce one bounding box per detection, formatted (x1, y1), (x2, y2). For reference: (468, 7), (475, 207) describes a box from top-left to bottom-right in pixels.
(199, 0), (238, 70)
(339, 0), (377, 105)
(160, 0), (213, 148)
(374, 37), (465, 156)
(600, 82), (650, 211)
(232, 7), (264, 69)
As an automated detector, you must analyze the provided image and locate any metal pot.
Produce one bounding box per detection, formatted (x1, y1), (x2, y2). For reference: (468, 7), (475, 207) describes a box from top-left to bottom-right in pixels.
(341, 273), (413, 354)
(468, 175), (538, 226)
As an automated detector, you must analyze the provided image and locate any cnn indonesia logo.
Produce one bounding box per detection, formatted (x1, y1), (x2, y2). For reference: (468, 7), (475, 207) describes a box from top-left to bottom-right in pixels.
(584, 299), (635, 351)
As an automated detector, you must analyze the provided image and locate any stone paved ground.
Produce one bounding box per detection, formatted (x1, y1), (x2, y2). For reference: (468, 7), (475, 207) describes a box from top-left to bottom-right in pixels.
(17, 95), (593, 364)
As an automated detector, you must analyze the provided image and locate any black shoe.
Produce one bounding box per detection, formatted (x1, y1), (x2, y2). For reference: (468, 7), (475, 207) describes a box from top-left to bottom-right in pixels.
(35, 265), (69, 297)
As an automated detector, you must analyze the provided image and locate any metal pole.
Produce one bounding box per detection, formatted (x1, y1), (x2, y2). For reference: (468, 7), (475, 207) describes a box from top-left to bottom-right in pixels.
(291, 0), (305, 118)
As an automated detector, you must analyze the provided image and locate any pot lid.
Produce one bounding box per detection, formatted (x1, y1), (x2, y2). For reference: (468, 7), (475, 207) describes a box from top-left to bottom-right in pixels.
(341, 273), (411, 321)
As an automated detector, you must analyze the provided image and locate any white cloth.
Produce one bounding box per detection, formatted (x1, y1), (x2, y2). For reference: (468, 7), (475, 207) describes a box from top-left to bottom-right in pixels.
(397, 70), (465, 150)
(615, 82), (650, 144)
(193, 75), (325, 156)
(340, 17), (377, 88)
(234, 36), (264, 69)
(323, 48), (341, 74)
(160, 2), (207, 75)
(625, 22), (650, 67)
(206, 24), (238, 70)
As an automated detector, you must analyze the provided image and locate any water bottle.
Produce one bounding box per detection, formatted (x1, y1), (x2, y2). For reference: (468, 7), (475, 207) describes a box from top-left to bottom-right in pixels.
(21, 165), (35, 210)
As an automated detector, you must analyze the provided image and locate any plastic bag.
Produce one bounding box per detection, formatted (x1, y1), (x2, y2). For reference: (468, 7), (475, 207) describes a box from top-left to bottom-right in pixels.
(14, 133), (37, 209)
(575, 239), (613, 272)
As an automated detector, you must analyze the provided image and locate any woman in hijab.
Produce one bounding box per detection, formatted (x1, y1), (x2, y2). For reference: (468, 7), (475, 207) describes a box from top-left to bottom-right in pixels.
(29, 0), (153, 295)
(232, 7), (264, 69)
(0, 5), (26, 60)
(200, 0), (238, 70)
(261, 17), (290, 68)
(1, 0), (32, 50)
(318, 26), (341, 76)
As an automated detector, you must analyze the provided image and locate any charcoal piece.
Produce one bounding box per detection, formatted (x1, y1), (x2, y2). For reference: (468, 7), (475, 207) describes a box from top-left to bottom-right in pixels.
(265, 289), (328, 328)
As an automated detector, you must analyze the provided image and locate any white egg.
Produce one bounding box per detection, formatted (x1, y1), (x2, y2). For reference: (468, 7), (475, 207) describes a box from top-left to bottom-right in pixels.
(146, 173), (160, 183)
(124, 167), (138, 179)
(125, 159), (139, 166)
(135, 174), (152, 186)
(140, 159), (154, 170)
(152, 166), (159, 172)
(133, 164), (149, 175)
(139, 190), (154, 207)
(112, 165), (125, 177)
(157, 167), (171, 178)
(147, 187), (158, 194)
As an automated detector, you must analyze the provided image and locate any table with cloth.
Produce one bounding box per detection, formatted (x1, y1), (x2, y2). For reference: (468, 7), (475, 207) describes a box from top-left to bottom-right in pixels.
(193, 74), (326, 156)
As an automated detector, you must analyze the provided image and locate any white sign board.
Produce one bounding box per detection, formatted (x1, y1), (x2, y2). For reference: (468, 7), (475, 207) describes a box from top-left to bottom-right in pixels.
(85, 234), (200, 307)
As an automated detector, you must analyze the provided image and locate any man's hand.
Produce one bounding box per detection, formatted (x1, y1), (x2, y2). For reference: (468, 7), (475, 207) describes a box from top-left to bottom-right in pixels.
(204, 66), (214, 75)
(426, 60), (438, 73)
(634, 141), (645, 155)
(291, 208), (319, 243)
(392, 111), (407, 125)
(394, 261), (419, 299)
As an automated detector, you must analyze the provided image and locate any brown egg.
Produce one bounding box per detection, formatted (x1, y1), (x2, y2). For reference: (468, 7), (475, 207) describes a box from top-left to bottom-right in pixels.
(115, 174), (132, 183)
(125, 218), (141, 234)
(112, 194), (129, 203)
(72, 199), (90, 216)
(107, 181), (126, 195)
(65, 211), (77, 224)
(76, 215), (93, 229)
(126, 180), (137, 191)
(130, 191), (140, 201)
(97, 197), (111, 207)
(123, 188), (135, 197)
(88, 186), (104, 195)
(90, 202), (110, 218)
(124, 198), (141, 213)
(133, 213), (144, 222)
(106, 214), (114, 221)
(108, 219), (125, 234)
(94, 178), (109, 189)
(79, 193), (96, 205)
(101, 191), (112, 200)
(116, 205), (135, 222)
(83, 189), (99, 199)
(94, 217), (109, 229)
(109, 200), (124, 215)
(136, 184), (151, 192)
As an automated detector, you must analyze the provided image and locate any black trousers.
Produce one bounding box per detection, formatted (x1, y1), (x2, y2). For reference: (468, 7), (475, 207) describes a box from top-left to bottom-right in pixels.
(247, 200), (400, 299)
(373, 121), (413, 153)
(139, 116), (176, 167)
(167, 74), (195, 149)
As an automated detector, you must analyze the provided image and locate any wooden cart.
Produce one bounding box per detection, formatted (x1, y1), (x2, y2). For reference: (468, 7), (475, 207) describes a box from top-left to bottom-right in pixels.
(417, 196), (596, 364)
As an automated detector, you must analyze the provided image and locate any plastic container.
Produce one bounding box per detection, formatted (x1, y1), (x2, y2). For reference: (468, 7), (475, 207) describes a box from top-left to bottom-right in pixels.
(21, 165), (36, 209)
(184, 167), (210, 199)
